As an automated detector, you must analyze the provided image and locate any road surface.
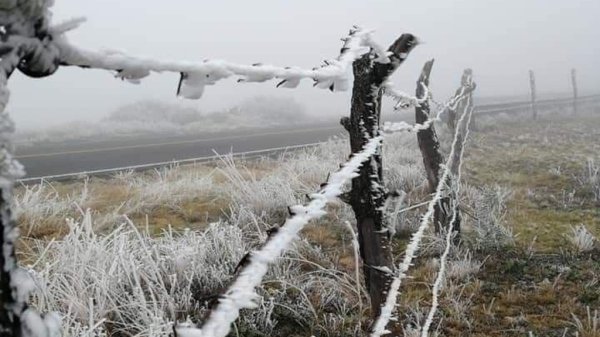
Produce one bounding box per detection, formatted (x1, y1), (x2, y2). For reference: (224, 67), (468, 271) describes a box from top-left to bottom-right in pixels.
(15, 94), (600, 180)
(16, 124), (344, 179)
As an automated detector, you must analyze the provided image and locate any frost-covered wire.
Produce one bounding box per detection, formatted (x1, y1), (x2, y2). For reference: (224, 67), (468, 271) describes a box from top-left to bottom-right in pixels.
(55, 26), (374, 98)
(383, 81), (429, 110)
(430, 85), (473, 114)
(177, 136), (382, 337)
(380, 83), (472, 134)
(4, 3), (382, 99)
(370, 90), (474, 337)
(421, 94), (474, 337)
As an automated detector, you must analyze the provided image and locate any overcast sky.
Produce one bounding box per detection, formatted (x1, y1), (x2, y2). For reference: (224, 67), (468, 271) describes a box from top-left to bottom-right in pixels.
(7, 0), (600, 129)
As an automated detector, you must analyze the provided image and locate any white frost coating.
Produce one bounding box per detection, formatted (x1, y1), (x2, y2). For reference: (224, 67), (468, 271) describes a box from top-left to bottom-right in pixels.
(363, 34), (392, 64)
(383, 81), (429, 110)
(20, 309), (62, 337)
(10, 268), (37, 304)
(380, 95), (442, 135)
(370, 92), (474, 337)
(0, 112), (26, 185)
(421, 96), (474, 337)
(177, 136), (383, 337)
(1, 36), (60, 337)
(55, 26), (375, 99)
(343, 220), (364, 331)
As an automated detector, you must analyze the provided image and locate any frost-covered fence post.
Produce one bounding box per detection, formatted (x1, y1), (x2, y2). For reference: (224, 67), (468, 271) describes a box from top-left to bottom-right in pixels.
(0, 48), (27, 337)
(529, 70), (538, 120)
(343, 33), (417, 320)
(1, 4), (70, 336)
(571, 68), (578, 114)
(414, 59), (451, 233)
(447, 69), (475, 237)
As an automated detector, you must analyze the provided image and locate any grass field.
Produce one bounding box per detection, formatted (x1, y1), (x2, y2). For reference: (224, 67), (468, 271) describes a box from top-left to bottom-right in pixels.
(14, 107), (600, 336)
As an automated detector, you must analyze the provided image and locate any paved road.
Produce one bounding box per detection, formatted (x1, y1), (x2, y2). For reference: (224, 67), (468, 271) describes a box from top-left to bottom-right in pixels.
(16, 124), (344, 178)
(15, 94), (600, 180)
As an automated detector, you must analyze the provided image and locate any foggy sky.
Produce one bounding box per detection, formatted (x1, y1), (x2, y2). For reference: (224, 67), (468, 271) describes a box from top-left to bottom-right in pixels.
(7, 0), (600, 130)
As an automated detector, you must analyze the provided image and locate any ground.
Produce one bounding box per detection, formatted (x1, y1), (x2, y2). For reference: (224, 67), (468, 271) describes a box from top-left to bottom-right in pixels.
(14, 108), (600, 336)
(394, 110), (600, 337)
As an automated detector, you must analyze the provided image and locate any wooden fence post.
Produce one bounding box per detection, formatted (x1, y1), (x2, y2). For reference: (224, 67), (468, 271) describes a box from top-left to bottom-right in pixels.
(0, 51), (26, 337)
(414, 59), (449, 233)
(571, 68), (578, 114)
(345, 33), (418, 321)
(529, 70), (538, 120)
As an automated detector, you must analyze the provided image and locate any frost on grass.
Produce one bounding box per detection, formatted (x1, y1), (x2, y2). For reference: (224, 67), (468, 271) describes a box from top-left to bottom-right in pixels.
(577, 158), (600, 203)
(467, 184), (515, 250)
(20, 135), (395, 337)
(26, 211), (361, 337)
(181, 136), (382, 337)
(566, 224), (596, 253)
(14, 131), (433, 336)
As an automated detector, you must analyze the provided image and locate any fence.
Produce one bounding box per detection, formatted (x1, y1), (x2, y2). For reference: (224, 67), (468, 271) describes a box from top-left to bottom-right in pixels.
(2, 4), (600, 336)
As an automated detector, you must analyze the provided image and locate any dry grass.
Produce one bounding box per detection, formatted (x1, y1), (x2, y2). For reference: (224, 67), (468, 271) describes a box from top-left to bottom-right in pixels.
(466, 110), (600, 250)
(13, 107), (600, 336)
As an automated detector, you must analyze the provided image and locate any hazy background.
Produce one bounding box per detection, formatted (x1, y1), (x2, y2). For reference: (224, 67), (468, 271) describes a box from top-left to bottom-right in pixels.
(7, 0), (600, 130)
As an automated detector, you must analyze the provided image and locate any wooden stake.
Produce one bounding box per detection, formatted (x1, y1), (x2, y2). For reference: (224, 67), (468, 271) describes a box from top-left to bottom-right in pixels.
(571, 68), (578, 114)
(529, 70), (538, 120)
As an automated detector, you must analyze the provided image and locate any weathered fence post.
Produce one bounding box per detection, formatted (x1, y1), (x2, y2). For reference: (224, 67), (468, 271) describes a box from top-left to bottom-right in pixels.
(415, 63), (473, 236)
(450, 69), (475, 177)
(571, 68), (578, 114)
(529, 70), (538, 120)
(414, 59), (449, 233)
(0, 51), (26, 337)
(447, 70), (473, 131)
(344, 33), (417, 321)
